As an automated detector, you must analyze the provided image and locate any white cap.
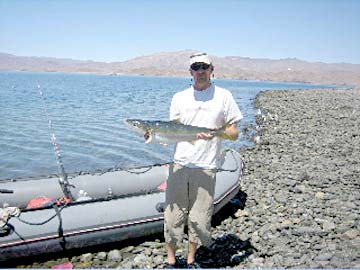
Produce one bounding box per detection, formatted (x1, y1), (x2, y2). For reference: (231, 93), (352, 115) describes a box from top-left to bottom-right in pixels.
(189, 52), (212, 66)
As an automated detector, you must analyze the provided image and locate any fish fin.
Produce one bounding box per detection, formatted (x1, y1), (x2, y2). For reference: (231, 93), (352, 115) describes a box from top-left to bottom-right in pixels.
(223, 117), (237, 128)
(218, 133), (234, 140)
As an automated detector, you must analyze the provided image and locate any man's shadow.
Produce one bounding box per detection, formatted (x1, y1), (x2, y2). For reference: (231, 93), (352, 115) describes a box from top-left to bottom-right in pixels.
(211, 189), (247, 227)
(195, 235), (255, 268)
(195, 190), (257, 268)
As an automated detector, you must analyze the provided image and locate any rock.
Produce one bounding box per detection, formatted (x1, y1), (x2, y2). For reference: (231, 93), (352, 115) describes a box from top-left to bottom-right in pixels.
(322, 221), (336, 231)
(253, 136), (261, 144)
(314, 252), (334, 261)
(292, 218), (301, 224)
(295, 184), (307, 193)
(281, 219), (292, 227)
(121, 245), (135, 253)
(108, 249), (122, 262)
(102, 261), (118, 268)
(234, 209), (249, 217)
(133, 253), (150, 267)
(117, 261), (134, 269)
(142, 241), (164, 249)
(153, 255), (164, 266)
(74, 261), (92, 268)
(80, 253), (93, 263)
(286, 180), (297, 187)
(293, 226), (325, 236)
(343, 229), (359, 240)
(252, 257), (264, 265)
(315, 191), (325, 199)
(95, 251), (107, 261)
(251, 231), (261, 243)
(274, 193), (288, 203)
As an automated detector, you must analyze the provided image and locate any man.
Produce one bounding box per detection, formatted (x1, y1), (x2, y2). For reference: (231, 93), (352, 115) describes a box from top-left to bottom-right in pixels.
(164, 52), (243, 268)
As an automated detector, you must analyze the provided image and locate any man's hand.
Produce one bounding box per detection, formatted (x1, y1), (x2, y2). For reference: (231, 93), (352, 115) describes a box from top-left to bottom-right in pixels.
(225, 123), (239, 141)
(196, 123), (239, 141)
(196, 132), (214, 140)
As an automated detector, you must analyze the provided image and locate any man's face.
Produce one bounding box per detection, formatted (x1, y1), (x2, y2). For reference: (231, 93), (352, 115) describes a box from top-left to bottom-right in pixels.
(190, 63), (214, 86)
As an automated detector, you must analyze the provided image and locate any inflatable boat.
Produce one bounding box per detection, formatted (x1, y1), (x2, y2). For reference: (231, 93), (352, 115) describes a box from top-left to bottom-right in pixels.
(0, 149), (242, 262)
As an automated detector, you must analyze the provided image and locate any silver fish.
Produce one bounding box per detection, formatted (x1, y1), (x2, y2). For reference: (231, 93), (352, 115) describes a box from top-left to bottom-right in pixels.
(125, 118), (235, 145)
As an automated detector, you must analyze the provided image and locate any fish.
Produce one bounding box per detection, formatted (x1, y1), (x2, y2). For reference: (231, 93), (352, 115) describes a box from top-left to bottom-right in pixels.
(125, 118), (236, 145)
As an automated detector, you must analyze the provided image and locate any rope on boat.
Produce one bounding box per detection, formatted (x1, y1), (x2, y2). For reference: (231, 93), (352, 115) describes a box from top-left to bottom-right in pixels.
(118, 162), (172, 174)
(16, 204), (67, 226)
(9, 203), (67, 247)
(215, 148), (242, 173)
(120, 148), (242, 174)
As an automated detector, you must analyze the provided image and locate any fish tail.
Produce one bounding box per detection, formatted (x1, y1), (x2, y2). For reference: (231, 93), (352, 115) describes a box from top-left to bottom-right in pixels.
(217, 117), (237, 140)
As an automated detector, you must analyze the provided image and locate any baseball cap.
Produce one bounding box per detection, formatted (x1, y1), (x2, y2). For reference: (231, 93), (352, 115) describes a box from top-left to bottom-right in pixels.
(189, 52), (212, 66)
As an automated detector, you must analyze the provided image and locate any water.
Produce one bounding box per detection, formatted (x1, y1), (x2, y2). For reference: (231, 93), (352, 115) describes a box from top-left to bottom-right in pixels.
(0, 71), (335, 180)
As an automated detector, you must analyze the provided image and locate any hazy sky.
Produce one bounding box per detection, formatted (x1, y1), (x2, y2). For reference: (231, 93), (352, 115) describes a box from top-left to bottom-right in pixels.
(1, 0), (359, 64)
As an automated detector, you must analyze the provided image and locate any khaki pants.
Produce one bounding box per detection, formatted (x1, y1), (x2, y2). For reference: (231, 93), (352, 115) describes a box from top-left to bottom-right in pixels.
(164, 163), (216, 247)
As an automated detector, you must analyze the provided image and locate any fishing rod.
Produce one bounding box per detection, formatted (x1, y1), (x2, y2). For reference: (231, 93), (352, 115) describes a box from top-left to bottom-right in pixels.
(37, 83), (74, 201)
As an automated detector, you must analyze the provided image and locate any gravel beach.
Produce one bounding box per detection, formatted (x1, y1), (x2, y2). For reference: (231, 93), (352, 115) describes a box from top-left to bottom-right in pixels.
(13, 88), (360, 268)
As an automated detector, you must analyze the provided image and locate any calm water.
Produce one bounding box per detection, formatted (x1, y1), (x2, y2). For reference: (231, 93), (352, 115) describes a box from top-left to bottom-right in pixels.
(0, 71), (335, 180)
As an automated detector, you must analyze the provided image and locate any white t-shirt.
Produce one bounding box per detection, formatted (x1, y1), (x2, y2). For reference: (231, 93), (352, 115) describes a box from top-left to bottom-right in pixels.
(170, 84), (243, 169)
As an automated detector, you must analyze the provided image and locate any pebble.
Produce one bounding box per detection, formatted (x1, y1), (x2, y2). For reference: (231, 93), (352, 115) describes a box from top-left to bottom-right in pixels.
(95, 251), (107, 261)
(343, 229), (359, 240)
(322, 221), (336, 231)
(80, 253), (93, 263)
(107, 249), (122, 262)
(315, 191), (325, 199)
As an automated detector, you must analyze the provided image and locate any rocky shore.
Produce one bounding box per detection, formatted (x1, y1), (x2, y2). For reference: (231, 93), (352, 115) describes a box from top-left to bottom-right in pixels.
(236, 87), (359, 268)
(14, 87), (359, 268)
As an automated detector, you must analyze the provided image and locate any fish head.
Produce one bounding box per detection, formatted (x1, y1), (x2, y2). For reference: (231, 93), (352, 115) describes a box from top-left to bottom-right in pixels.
(125, 119), (154, 144)
(125, 119), (147, 131)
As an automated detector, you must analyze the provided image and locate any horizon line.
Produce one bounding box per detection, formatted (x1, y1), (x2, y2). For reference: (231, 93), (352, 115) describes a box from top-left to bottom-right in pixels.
(1, 50), (359, 66)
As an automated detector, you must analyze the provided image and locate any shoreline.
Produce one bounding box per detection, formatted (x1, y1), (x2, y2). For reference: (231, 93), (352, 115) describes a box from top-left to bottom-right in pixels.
(13, 87), (360, 268)
(237, 87), (359, 268)
(0, 69), (353, 88)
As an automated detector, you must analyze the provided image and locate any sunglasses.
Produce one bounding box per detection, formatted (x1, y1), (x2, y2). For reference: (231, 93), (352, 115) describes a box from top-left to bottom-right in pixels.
(191, 63), (211, 71)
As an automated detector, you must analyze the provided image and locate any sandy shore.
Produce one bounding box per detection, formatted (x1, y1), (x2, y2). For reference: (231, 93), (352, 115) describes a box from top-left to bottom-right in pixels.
(14, 87), (360, 268)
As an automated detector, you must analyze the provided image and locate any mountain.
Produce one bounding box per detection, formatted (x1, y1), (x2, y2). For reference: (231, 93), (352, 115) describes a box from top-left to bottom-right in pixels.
(1, 51), (359, 86)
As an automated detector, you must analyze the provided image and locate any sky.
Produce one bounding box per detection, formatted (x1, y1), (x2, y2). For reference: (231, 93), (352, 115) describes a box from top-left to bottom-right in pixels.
(0, 0), (359, 64)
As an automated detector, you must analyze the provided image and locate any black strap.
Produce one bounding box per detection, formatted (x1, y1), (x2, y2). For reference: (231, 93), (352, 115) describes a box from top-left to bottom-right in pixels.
(53, 204), (66, 250)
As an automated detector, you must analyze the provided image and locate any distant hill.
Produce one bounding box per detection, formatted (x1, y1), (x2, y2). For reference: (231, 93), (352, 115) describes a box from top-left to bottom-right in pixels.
(1, 51), (359, 86)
